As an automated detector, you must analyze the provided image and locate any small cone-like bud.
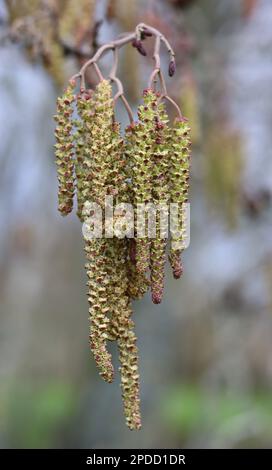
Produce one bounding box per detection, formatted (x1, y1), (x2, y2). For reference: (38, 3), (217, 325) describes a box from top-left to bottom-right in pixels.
(168, 59), (176, 77)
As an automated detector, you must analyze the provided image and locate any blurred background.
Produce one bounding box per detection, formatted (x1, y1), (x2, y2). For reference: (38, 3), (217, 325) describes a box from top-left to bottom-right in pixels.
(0, 0), (272, 449)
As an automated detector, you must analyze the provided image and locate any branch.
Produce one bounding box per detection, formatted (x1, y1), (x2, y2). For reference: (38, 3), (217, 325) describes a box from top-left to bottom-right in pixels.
(71, 23), (182, 122)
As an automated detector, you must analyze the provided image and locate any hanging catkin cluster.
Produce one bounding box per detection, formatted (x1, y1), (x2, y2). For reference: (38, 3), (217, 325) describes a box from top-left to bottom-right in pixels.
(54, 24), (191, 430)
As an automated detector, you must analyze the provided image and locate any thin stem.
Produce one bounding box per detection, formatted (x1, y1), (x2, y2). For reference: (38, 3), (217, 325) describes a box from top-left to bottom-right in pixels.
(148, 35), (161, 89)
(110, 47), (119, 79)
(111, 76), (134, 124)
(70, 23), (180, 122)
(79, 33), (135, 79)
(160, 95), (183, 120)
(159, 70), (167, 96)
(93, 62), (104, 81)
(120, 95), (134, 123)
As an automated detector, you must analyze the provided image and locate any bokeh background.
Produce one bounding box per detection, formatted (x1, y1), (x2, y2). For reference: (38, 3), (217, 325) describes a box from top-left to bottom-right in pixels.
(0, 0), (272, 449)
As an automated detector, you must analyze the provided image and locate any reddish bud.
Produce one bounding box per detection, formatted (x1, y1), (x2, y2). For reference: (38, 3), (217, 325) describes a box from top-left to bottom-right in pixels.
(168, 60), (176, 77)
(152, 291), (162, 304)
(132, 39), (147, 56)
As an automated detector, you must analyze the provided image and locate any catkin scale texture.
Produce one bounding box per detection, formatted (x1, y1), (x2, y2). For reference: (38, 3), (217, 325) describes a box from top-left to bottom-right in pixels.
(127, 90), (158, 274)
(169, 117), (191, 277)
(150, 101), (170, 304)
(54, 81), (75, 216)
(74, 89), (94, 221)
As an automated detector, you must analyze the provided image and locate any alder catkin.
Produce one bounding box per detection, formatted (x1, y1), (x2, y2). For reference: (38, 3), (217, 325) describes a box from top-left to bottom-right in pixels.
(74, 89), (94, 221)
(106, 239), (142, 430)
(83, 203), (114, 383)
(150, 101), (170, 304)
(54, 80), (75, 215)
(88, 80), (115, 207)
(126, 89), (158, 274)
(169, 117), (191, 276)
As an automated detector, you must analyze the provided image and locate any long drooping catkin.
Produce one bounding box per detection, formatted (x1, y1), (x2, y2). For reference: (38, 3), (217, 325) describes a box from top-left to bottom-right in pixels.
(169, 117), (191, 278)
(126, 89), (158, 274)
(86, 80), (115, 207)
(84, 209), (114, 383)
(106, 238), (142, 430)
(79, 81), (118, 383)
(54, 80), (75, 215)
(117, 297), (141, 430)
(74, 89), (95, 221)
(150, 100), (170, 304)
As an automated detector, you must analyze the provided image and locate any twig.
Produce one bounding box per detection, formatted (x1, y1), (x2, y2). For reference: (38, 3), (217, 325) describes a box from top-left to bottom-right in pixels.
(148, 35), (161, 89)
(161, 95), (183, 119)
(71, 23), (182, 122)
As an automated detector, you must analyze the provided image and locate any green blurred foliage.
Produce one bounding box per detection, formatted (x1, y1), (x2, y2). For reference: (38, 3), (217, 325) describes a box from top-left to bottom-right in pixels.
(162, 383), (272, 447)
(1, 382), (77, 448)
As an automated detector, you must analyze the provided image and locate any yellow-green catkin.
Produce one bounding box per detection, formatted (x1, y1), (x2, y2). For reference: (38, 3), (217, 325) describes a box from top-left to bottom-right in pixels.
(127, 262), (150, 300)
(74, 89), (94, 221)
(104, 125), (142, 429)
(86, 80), (114, 207)
(150, 101), (170, 304)
(81, 91), (129, 383)
(124, 239), (150, 301)
(106, 239), (142, 430)
(169, 117), (191, 278)
(118, 297), (141, 430)
(83, 203), (114, 383)
(205, 126), (242, 229)
(54, 80), (75, 216)
(106, 121), (127, 201)
(43, 34), (66, 88)
(126, 89), (158, 274)
(59, 0), (95, 44)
